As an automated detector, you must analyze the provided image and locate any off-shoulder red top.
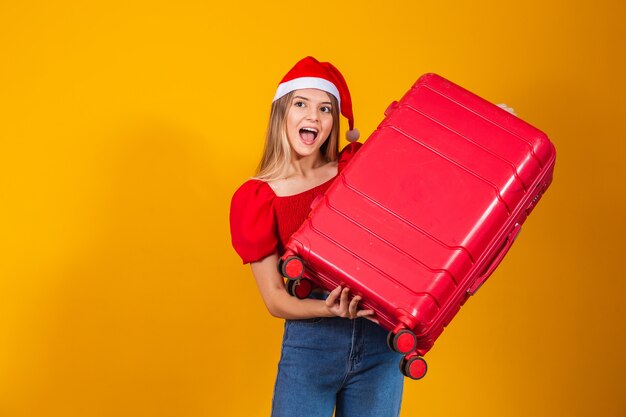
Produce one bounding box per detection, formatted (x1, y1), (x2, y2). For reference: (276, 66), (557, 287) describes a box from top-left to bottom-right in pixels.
(230, 142), (361, 264)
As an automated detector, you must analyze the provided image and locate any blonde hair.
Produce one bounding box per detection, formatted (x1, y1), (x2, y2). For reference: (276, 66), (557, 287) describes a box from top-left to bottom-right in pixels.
(255, 91), (340, 181)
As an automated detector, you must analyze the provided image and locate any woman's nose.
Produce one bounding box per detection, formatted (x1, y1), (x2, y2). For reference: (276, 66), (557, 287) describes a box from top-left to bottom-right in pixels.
(306, 107), (319, 121)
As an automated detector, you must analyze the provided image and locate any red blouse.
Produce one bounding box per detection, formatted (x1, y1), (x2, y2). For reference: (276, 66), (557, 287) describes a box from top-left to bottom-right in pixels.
(230, 142), (361, 264)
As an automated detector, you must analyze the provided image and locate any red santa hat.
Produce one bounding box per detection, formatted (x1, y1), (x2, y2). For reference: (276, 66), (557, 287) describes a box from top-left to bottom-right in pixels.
(273, 56), (360, 142)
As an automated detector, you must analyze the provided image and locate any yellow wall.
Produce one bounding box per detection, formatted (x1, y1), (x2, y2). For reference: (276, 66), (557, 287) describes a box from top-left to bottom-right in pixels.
(1, 1), (624, 416)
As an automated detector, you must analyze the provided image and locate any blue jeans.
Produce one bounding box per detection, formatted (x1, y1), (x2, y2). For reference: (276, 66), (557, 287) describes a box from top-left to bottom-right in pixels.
(271, 317), (404, 417)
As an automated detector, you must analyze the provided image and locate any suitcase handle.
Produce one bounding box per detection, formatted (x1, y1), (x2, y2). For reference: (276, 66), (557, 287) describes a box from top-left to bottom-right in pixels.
(468, 223), (522, 295)
(384, 101), (399, 116)
(310, 194), (323, 210)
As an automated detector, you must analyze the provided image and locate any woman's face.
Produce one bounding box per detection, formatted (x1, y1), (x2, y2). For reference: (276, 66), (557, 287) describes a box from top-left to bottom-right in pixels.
(285, 88), (335, 160)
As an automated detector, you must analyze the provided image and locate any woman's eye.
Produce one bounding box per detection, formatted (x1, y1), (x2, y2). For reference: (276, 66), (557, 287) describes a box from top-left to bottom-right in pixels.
(321, 106), (331, 113)
(294, 101), (305, 108)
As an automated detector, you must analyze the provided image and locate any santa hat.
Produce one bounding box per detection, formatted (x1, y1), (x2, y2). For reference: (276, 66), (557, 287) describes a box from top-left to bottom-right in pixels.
(273, 56), (360, 142)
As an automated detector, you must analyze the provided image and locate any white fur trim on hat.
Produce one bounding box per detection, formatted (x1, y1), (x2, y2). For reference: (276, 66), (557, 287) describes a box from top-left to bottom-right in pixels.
(273, 77), (341, 107)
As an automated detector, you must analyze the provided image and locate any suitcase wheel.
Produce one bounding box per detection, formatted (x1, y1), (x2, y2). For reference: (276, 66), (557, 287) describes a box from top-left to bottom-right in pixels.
(387, 329), (417, 354)
(400, 356), (428, 380)
(280, 256), (305, 279)
(286, 278), (313, 299)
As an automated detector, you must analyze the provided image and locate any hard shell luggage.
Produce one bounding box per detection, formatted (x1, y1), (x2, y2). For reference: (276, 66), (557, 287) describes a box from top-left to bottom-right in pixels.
(279, 73), (556, 379)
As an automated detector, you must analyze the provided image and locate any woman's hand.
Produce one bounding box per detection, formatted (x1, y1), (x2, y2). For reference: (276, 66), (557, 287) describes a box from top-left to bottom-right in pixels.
(325, 286), (376, 320)
(497, 103), (517, 115)
(250, 255), (379, 322)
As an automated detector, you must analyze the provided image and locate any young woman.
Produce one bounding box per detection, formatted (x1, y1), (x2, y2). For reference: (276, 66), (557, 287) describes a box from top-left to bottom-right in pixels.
(230, 57), (404, 417)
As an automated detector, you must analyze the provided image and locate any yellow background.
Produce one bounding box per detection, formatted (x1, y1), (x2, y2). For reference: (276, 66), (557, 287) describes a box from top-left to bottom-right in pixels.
(1, 1), (624, 416)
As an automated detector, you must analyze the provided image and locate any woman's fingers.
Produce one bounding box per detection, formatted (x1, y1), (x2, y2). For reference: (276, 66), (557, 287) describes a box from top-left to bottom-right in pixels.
(331, 287), (350, 318)
(356, 309), (375, 317)
(348, 295), (361, 319)
(325, 286), (342, 307)
(340, 288), (350, 311)
(326, 286), (372, 320)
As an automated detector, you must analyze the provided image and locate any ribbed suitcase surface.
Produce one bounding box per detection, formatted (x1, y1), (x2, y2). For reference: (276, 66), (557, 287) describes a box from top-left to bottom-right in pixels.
(280, 73), (556, 379)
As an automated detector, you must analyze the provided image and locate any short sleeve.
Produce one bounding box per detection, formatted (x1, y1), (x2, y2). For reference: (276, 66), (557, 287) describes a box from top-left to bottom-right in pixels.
(338, 141), (362, 172)
(230, 179), (278, 264)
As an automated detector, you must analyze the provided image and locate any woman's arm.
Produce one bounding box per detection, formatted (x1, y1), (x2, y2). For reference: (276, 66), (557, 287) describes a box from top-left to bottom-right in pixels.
(250, 253), (374, 320)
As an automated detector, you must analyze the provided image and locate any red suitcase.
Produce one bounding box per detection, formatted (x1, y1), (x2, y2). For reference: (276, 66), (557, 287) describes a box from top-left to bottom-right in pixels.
(279, 73), (556, 379)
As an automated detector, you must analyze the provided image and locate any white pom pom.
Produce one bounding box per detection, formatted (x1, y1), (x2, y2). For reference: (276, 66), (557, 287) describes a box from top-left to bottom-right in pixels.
(346, 128), (360, 142)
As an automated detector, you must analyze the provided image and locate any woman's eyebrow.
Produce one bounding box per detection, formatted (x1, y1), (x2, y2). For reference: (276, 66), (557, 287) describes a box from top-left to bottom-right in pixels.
(293, 95), (332, 105)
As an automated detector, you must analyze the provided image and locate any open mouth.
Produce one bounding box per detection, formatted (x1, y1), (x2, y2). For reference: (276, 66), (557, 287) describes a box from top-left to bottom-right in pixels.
(299, 127), (318, 144)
